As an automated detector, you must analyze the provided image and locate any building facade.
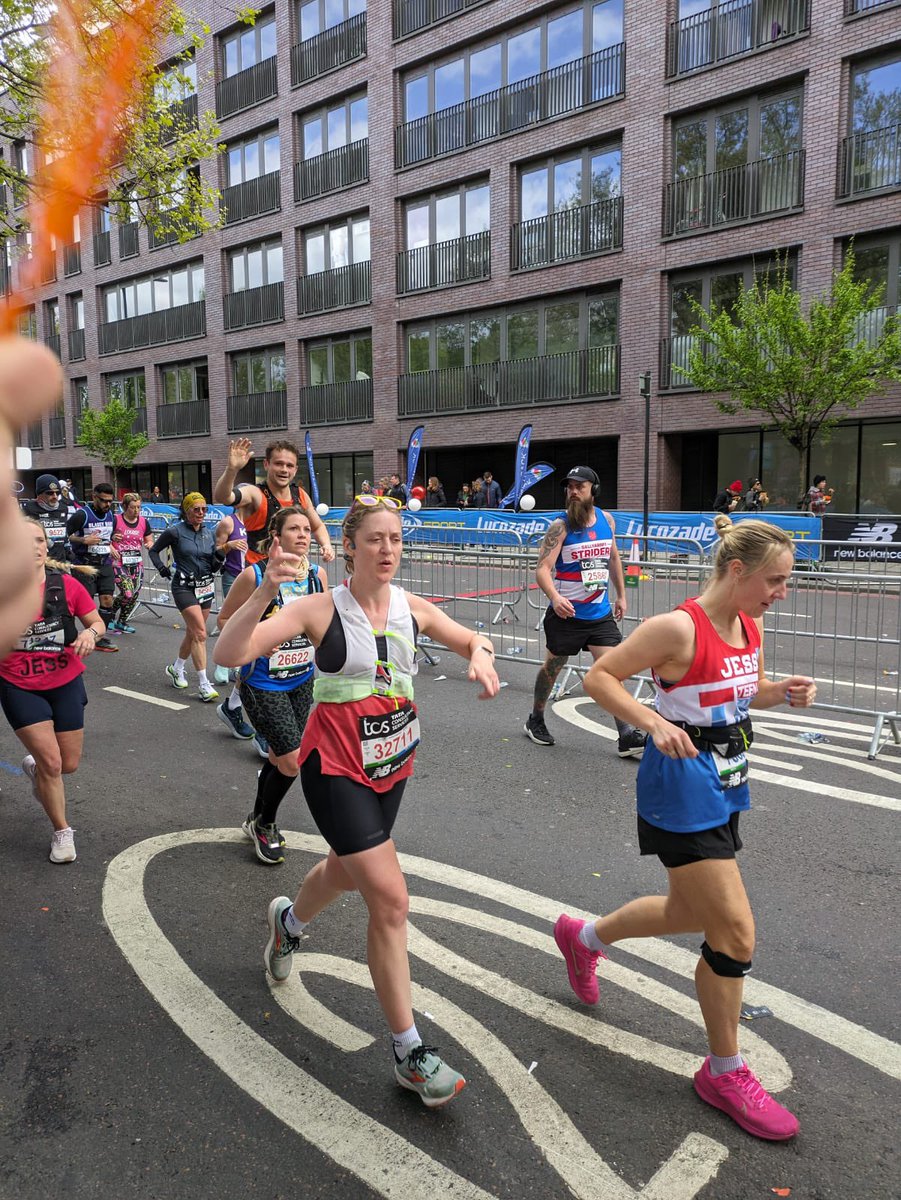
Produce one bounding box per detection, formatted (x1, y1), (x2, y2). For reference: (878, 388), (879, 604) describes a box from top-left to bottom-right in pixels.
(6, 0), (901, 511)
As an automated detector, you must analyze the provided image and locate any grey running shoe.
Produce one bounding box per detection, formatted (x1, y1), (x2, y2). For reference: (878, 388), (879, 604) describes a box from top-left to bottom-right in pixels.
(524, 713), (555, 746)
(49, 827), (76, 864)
(265, 896), (299, 983)
(241, 812), (257, 842)
(617, 729), (647, 759)
(250, 819), (285, 865)
(395, 1044), (466, 1108)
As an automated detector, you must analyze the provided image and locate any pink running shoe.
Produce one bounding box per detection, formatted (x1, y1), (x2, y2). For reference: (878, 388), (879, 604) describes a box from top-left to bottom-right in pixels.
(554, 914), (605, 1005)
(693, 1057), (799, 1141)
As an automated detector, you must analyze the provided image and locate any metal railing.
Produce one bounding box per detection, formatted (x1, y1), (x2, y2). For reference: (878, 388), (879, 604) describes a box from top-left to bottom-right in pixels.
(299, 378), (373, 425)
(0, 259), (10, 295)
(24, 420), (43, 449)
(44, 333), (61, 358)
(93, 230), (111, 267)
(161, 94), (198, 143)
(119, 222), (139, 258)
(221, 170), (281, 225)
(666, 0), (810, 76)
(837, 124), (901, 198)
(216, 56), (278, 119)
(130, 406), (148, 436)
(844, 0), (896, 13)
(291, 13), (366, 86)
(147, 223), (182, 250)
(68, 327), (86, 361)
(396, 231), (490, 294)
(393, 0), (486, 38)
(294, 138), (369, 201)
(395, 45), (625, 168)
(511, 197), (623, 271)
(659, 335), (703, 390)
(40, 256), (57, 284)
(98, 300), (205, 355)
(227, 389), (288, 433)
(156, 399), (210, 438)
(852, 304), (898, 347)
(49, 415), (66, 448)
(63, 242), (81, 276)
(297, 261), (370, 314)
(223, 281), (285, 331)
(398, 346), (620, 416)
(663, 150), (804, 236)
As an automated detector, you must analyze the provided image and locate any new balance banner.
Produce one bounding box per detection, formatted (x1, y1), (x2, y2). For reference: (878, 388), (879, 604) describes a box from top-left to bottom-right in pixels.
(822, 515), (901, 561)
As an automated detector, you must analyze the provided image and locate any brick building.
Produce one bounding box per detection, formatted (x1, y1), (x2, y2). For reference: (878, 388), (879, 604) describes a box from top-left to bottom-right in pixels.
(6, 0), (901, 511)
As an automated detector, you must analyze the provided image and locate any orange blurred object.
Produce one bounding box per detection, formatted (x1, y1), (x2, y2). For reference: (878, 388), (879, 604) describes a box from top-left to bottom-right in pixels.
(1, 0), (161, 332)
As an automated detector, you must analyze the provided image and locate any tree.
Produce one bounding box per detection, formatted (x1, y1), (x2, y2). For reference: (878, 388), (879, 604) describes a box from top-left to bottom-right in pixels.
(675, 252), (901, 501)
(0, 0), (241, 245)
(77, 396), (149, 479)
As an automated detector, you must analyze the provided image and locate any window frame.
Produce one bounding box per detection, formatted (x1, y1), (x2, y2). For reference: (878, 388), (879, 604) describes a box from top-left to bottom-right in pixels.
(303, 211), (371, 273)
(672, 87), (804, 180)
(68, 293), (84, 330)
(159, 360), (210, 405)
(222, 11), (277, 78)
(232, 345), (288, 394)
(517, 144), (621, 220)
(227, 238), (284, 292)
(300, 92), (368, 159)
(846, 231), (901, 309)
(306, 330), (373, 384)
(104, 369), (147, 409)
(403, 181), (490, 250)
(668, 254), (798, 335)
(297, 0), (366, 42)
(101, 260), (205, 323)
(226, 127), (281, 187)
(849, 50), (901, 132)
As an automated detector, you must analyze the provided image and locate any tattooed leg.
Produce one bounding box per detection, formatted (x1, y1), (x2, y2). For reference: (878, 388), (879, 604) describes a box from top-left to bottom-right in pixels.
(532, 653), (569, 715)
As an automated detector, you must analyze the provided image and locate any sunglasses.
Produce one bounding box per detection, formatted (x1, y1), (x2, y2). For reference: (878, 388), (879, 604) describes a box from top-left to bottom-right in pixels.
(190, 505), (208, 513)
(43, 488), (61, 495)
(353, 494), (402, 510)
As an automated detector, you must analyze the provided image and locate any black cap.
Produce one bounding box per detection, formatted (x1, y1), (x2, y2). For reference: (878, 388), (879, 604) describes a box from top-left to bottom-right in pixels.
(35, 473), (61, 495)
(563, 466), (599, 487)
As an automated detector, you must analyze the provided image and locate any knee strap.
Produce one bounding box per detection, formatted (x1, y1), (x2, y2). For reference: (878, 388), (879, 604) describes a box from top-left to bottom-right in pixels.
(701, 940), (752, 978)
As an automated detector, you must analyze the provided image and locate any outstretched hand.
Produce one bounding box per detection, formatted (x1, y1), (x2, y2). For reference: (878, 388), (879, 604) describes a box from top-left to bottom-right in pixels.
(227, 437), (254, 471)
(468, 652), (501, 699)
(264, 535), (304, 588)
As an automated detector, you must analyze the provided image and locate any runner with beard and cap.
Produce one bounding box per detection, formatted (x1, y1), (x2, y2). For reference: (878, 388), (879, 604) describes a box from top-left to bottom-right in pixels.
(524, 466), (647, 756)
(20, 475), (70, 562)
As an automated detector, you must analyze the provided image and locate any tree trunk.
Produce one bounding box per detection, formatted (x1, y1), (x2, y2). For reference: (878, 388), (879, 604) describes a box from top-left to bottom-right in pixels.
(798, 452), (807, 511)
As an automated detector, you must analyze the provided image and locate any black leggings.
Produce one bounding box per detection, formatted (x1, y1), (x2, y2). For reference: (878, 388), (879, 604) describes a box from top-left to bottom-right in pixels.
(300, 750), (405, 857)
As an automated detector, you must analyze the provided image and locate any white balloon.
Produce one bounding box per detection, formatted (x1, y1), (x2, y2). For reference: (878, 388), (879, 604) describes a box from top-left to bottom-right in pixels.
(407, 497), (422, 512)
(316, 502), (329, 516)
(519, 494), (536, 511)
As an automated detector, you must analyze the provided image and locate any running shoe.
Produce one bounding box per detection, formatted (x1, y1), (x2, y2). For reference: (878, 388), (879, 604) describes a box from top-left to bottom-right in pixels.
(49, 827), (76, 864)
(524, 713), (555, 746)
(217, 701), (254, 739)
(253, 732), (270, 759)
(617, 729), (647, 759)
(116, 621), (137, 634)
(94, 636), (119, 652)
(395, 1044), (466, 1108)
(166, 664), (188, 689)
(264, 896), (299, 982)
(693, 1057), (799, 1141)
(554, 913), (605, 1005)
(249, 818), (285, 865)
(22, 754), (39, 800)
(241, 812), (257, 842)
(198, 683), (220, 703)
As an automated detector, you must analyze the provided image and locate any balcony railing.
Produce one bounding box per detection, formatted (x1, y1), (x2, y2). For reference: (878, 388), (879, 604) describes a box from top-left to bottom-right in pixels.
(24, 420), (43, 450)
(156, 399), (210, 438)
(221, 170), (281, 225)
(294, 138), (369, 201)
(147, 223), (182, 250)
(393, 0), (485, 38)
(843, 0), (896, 13)
(68, 328), (86, 361)
(227, 389), (288, 433)
(838, 124), (901, 198)
(663, 150), (804, 236)
(298, 261), (371, 313)
(660, 336), (706, 390)
(395, 46), (624, 168)
(119, 222), (139, 259)
(299, 378), (373, 425)
(852, 304), (898, 348)
(161, 94), (199, 143)
(63, 242), (81, 276)
(396, 231), (490, 294)
(398, 346), (620, 417)
(666, 0), (810, 77)
(216, 55), (278, 120)
(93, 230), (111, 267)
(511, 197), (623, 271)
(98, 300), (205, 355)
(40, 255), (57, 284)
(223, 281), (285, 331)
(44, 333), (61, 358)
(291, 13), (366, 86)
(130, 406), (148, 436)
(49, 415), (66, 448)
(0, 260), (10, 295)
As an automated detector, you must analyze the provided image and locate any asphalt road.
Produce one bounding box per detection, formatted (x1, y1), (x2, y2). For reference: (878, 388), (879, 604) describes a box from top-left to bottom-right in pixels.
(0, 605), (898, 1200)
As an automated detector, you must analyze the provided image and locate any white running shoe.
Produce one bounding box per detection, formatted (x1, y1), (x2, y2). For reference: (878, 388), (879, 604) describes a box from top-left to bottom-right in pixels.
(166, 664), (188, 690)
(50, 827), (76, 864)
(22, 755), (39, 800)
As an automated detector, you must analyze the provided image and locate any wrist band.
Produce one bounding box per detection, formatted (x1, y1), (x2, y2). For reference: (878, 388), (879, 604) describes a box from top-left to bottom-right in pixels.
(90, 628), (103, 641)
(475, 644), (494, 656)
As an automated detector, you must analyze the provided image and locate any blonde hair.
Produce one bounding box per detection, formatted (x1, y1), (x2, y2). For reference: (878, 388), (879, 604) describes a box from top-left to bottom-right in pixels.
(22, 517), (96, 575)
(711, 515), (794, 578)
(121, 492), (141, 509)
(342, 500), (401, 574)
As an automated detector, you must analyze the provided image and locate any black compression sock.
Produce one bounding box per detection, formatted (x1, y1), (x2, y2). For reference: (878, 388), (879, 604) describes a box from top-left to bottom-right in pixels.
(258, 768), (297, 827)
(253, 761), (276, 818)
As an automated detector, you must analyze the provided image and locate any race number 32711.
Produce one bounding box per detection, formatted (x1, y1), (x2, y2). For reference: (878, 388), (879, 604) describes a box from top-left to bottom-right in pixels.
(359, 706), (420, 780)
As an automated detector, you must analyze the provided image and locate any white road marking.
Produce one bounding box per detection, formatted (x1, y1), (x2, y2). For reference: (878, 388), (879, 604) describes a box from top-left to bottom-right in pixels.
(752, 728), (901, 787)
(103, 686), (189, 711)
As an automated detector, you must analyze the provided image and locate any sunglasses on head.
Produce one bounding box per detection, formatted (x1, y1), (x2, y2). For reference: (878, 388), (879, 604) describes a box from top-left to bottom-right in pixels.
(353, 494), (402, 510)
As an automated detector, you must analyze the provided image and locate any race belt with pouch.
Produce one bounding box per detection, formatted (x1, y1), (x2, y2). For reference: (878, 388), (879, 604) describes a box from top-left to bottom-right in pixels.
(119, 550), (143, 566)
(175, 570), (215, 605)
(673, 717), (753, 790)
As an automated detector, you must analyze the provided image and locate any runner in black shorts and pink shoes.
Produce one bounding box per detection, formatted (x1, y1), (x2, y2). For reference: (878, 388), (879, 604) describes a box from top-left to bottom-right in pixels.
(552, 515), (816, 1141)
(216, 493), (500, 1108)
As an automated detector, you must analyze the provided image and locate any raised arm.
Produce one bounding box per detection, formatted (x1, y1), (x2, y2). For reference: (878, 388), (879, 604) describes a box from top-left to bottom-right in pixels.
(213, 438), (260, 510)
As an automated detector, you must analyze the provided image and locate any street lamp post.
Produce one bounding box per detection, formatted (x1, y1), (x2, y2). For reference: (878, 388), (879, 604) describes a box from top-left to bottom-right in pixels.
(639, 371), (651, 541)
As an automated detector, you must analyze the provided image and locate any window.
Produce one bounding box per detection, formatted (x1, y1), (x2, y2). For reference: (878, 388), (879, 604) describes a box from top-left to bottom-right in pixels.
(851, 55), (901, 133)
(405, 183), (489, 249)
(233, 347), (287, 394)
(73, 378), (89, 413)
(520, 147), (620, 219)
(298, 0), (365, 40)
(304, 213), (370, 272)
(160, 361), (209, 404)
(223, 13), (277, 77)
(45, 300), (60, 336)
(17, 308), (37, 340)
(11, 140), (31, 203)
(95, 204), (112, 234)
(102, 261), (205, 322)
(227, 128), (280, 186)
(308, 332), (372, 384)
(155, 55), (197, 102)
(844, 55), (901, 194)
(403, 3), (622, 120)
(674, 90), (802, 181)
(105, 370), (146, 408)
(69, 293), (84, 330)
(302, 93), (367, 158)
(228, 239), (283, 292)
(848, 231), (901, 344)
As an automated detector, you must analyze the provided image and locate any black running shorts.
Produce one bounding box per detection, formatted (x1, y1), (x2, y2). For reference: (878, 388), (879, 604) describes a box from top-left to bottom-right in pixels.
(301, 749), (406, 857)
(543, 610), (622, 657)
(637, 812), (743, 868)
(0, 674), (88, 733)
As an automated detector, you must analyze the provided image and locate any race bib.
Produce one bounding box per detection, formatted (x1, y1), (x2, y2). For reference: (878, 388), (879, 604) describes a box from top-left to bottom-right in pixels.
(278, 581), (307, 606)
(579, 560), (609, 587)
(120, 551), (142, 566)
(714, 751), (748, 789)
(359, 706), (420, 780)
(194, 576), (215, 606)
(43, 522), (67, 542)
(89, 540), (111, 556)
(18, 619), (65, 654)
(268, 638), (313, 679)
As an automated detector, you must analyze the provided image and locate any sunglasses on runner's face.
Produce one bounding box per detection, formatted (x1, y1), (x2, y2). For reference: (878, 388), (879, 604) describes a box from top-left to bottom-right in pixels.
(353, 494), (402, 510)
(190, 505), (208, 513)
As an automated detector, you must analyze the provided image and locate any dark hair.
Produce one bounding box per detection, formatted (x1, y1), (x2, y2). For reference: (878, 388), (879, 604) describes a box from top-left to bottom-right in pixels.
(258, 504), (310, 555)
(93, 482), (114, 497)
(813, 474), (826, 487)
(264, 439), (300, 462)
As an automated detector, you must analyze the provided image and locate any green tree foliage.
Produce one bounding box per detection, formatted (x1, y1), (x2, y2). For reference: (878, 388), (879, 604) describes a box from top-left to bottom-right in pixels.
(0, 0), (235, 244)
(77, 396), (149, 477)
(676, 253), (901, 499)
